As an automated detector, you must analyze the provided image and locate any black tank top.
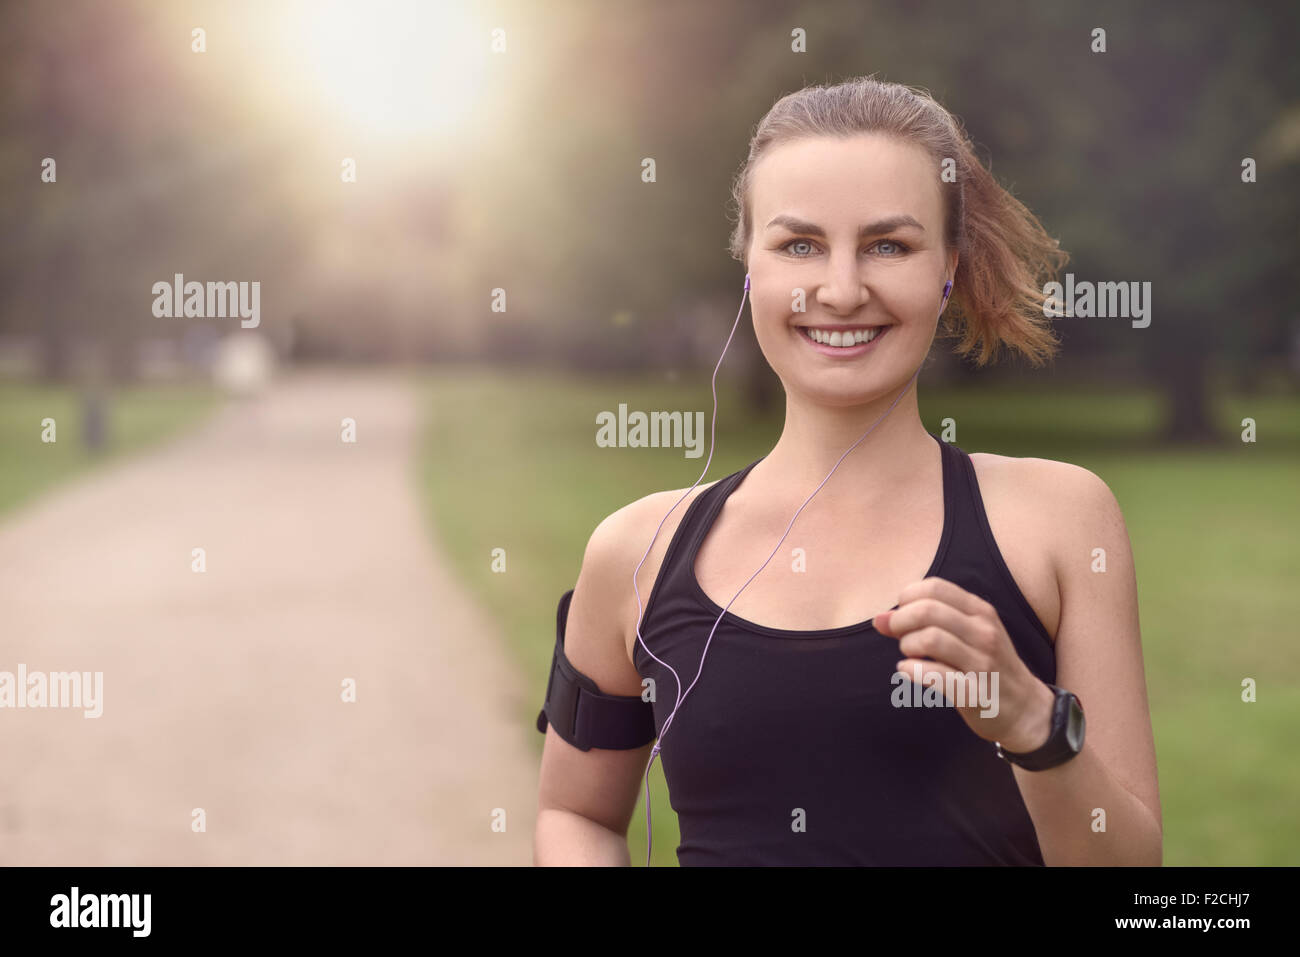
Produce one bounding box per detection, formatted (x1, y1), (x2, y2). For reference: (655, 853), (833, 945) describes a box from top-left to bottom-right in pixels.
(634, 432), (1056, 866)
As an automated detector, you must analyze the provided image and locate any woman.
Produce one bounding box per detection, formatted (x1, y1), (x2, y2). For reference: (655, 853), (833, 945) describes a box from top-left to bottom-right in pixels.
(534, 76), (1161, 866)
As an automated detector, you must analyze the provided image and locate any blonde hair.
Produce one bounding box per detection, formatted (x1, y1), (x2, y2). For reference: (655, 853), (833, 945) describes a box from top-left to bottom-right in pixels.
(728, 76), (1069, 367)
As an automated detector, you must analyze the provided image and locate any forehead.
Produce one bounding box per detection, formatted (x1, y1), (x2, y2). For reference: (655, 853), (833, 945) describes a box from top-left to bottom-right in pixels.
(750, 133), (943, 227)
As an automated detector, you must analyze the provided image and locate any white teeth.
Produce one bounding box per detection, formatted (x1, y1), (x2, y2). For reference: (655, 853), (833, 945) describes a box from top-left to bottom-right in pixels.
(803, 327), (882, 347)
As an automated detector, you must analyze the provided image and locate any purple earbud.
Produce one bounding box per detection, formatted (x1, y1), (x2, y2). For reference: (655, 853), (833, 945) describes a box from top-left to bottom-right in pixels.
(942, 279), (953, 302)
(744, 273), (750, 290)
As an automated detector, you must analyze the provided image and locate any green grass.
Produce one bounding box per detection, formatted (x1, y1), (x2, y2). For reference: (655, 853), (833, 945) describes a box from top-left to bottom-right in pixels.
(0, 380), (225, 518)
(414, 364), (1300, 866)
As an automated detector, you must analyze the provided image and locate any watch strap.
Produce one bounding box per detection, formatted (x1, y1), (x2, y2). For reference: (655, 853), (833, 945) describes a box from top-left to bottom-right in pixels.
(995, 684), (1084, 771)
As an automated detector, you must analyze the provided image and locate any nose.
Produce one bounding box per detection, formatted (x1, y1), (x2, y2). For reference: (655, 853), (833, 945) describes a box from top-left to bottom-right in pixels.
(813, 247), (868, 315)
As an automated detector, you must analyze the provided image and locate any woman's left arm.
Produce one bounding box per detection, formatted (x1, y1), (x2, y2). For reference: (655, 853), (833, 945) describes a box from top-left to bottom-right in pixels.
(876, 461), (1163, 866)
(1001, 461), (1162, 865)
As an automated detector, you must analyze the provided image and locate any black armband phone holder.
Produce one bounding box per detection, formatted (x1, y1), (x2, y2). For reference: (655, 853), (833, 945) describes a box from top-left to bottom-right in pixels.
(536, 588), (657, 751)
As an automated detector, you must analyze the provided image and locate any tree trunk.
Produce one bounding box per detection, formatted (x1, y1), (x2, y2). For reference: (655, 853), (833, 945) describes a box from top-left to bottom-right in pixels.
(1159, 351), (1216, 444)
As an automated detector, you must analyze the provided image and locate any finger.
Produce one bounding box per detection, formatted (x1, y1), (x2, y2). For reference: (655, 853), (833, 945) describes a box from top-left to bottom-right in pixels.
(895, 659), (992, 710)
(895, 659), (961, 706)
(894, 626), (983, 675)
(896, 576), (994, 619)
(876, 596), (977, 645)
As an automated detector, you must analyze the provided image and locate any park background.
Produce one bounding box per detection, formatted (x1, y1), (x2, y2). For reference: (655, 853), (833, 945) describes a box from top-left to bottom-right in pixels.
(1, 0), (1297, 865)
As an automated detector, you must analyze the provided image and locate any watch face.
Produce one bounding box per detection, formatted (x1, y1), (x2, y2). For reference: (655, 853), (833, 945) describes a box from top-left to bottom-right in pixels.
(1066, 698), (1086, 751)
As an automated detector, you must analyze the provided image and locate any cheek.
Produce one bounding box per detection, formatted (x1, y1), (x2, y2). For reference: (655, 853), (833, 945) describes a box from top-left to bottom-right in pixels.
(748, 296), (793, 360)
(750, 297), (801, 354)
(752, 285), (797, 323)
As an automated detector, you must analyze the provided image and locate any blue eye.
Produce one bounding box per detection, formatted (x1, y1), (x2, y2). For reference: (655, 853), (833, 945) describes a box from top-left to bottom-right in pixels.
(778, 238), (911, 257)
(874, 239), (910, 256)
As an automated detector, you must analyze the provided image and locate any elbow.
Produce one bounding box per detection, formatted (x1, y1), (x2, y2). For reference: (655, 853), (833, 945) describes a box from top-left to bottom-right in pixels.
(534, 807), (633, 866)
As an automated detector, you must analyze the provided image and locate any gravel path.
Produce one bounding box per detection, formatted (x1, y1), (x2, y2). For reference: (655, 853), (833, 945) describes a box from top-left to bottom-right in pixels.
(0, 370), (538, 864)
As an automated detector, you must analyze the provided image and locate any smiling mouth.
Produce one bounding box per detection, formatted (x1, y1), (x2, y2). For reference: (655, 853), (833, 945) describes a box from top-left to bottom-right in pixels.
(796, 325), (890, 348)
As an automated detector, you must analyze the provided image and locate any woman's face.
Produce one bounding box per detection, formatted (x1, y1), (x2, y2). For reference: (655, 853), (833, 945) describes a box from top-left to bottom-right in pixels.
(745, 133), (958, 406)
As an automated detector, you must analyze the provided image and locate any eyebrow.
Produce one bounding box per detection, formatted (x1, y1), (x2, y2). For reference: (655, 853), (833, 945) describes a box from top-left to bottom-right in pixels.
(764, 214), (926, 237)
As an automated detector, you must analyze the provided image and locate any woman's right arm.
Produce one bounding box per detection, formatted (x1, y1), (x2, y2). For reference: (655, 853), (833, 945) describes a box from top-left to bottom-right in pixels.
(534, 502), (658, 866)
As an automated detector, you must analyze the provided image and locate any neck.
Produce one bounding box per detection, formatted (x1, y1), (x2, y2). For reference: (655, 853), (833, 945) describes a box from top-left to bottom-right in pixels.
(754, 382), (935, 503)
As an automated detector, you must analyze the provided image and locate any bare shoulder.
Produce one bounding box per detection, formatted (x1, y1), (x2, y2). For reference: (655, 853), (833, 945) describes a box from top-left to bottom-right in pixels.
(586, 480), (721, 586)
(966, 452), (1127, 641)
(570, 480), (722, 684)
(969, 452), (1124, 528)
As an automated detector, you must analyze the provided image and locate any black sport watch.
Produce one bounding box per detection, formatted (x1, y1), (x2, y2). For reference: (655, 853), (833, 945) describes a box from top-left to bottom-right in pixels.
(995, 684), (1085, 771)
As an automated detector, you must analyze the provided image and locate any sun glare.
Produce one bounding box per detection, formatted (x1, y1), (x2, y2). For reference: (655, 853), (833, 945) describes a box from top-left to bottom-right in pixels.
(273, 0), (491, 142)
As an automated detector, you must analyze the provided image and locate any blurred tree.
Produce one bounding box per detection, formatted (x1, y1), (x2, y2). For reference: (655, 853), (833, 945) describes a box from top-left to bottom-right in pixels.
(2, 0), (1294, 446)
(450, 0), (1298, 441)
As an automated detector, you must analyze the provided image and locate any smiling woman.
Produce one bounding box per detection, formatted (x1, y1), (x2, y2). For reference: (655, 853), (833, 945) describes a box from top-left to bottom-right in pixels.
(729, 91), (1068, 370)
(535, 75), (1162, 868)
